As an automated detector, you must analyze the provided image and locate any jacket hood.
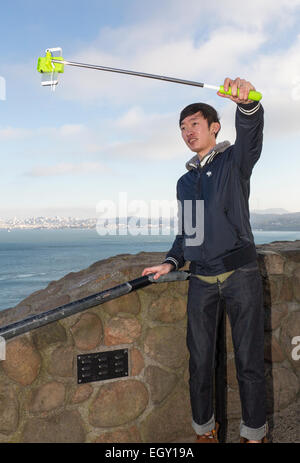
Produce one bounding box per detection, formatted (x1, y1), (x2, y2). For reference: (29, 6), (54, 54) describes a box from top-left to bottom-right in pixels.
(185, 140), (231, 171)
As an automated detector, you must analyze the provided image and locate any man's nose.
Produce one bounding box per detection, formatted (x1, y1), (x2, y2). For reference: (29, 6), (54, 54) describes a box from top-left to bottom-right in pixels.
(186, 128), (194, 137)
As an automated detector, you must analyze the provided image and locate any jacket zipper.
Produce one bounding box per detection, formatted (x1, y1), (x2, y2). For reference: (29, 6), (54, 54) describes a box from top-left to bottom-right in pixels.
(195, 165), (206, 260)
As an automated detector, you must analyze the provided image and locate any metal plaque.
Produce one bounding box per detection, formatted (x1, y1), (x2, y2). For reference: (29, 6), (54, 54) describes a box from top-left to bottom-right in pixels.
(77, 349), (128, 384)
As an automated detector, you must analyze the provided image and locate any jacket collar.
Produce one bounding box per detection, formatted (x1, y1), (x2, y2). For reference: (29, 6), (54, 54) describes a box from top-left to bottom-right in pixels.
(185, 140), (231, 171)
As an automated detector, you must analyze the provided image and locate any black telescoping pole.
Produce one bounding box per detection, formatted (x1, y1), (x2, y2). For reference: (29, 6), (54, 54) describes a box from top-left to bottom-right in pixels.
(51, 59), (206, 89)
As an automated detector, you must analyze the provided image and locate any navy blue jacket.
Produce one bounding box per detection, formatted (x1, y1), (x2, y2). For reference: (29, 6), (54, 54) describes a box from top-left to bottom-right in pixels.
(163, 101), (263, 276)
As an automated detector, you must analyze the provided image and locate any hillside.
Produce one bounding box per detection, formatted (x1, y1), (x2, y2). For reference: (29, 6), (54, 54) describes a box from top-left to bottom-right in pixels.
(250, 211), (300, 231)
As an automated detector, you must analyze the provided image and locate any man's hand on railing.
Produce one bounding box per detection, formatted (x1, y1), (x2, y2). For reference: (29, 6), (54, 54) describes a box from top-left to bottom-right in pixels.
(142, 263), (173, 281)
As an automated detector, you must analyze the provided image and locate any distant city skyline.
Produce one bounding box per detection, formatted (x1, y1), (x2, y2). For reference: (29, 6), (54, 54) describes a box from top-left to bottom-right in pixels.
(2, 208), (300, 234)
(1, 207), (299, 224)
(0, 206), (298, 221)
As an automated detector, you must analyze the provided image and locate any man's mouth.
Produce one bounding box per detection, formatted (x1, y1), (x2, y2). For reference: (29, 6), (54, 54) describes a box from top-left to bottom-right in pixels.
(188, 138), (197, 144)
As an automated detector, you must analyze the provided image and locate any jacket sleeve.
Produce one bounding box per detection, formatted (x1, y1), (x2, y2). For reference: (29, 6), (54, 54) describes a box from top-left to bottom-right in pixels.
(233, 101), (264, 179)
(162, 181), (186, 270)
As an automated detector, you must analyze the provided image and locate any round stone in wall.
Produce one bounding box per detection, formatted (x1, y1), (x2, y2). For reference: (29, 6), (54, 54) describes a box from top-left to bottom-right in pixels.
(21, 410), (86, 443)
(2, 337), (41, 386)
(143, 325), (188, 369)
(89, 379), (148, 427)
(70, 312), (103, 350)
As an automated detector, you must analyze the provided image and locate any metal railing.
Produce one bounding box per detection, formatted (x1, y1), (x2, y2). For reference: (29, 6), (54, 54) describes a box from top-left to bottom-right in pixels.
(0, 271), (190, 341)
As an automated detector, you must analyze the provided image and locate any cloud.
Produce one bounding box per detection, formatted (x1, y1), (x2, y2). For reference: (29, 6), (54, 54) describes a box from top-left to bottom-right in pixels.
(117, 0), (300, 39)
(0, 123), (89, 141)
(36, 124), (92, 140)
(206, 0), (300, 30)
(26, 161), (108, 177)
(0, 126), (33, 140)
(57, 124), (87, 137)
(87, 107), (186, 160)
(115, 107), (146, 129)
(245, 34), (300, 137)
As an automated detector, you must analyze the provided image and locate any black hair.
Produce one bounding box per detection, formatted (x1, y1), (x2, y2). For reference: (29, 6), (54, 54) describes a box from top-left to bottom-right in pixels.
(179, 103), (221, 138)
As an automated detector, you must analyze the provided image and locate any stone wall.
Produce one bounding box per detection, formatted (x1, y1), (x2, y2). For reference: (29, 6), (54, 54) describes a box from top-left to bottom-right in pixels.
(0, 242), (299, 443)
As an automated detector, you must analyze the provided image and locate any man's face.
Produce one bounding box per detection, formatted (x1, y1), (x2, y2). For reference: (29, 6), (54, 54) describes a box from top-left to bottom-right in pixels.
(180, 111), (218, 155)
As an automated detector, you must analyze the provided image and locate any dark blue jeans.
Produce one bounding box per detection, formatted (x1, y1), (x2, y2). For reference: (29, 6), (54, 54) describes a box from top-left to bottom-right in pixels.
(186, 261), (267, 440)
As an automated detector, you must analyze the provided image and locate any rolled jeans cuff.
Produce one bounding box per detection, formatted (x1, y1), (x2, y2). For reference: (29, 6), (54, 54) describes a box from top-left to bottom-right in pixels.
(240, 421), (267, 441)
(192, 414), (215, 435)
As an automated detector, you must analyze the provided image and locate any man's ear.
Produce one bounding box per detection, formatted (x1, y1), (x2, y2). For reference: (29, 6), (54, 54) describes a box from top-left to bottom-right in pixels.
(210, 122), (221, 136)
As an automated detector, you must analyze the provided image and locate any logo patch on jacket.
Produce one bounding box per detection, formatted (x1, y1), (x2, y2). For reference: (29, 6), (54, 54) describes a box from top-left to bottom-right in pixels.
(206, 171), (212, 177)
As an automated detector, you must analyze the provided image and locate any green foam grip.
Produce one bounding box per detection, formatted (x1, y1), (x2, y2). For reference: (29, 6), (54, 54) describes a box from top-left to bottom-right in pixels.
(219, 85), (262, 101)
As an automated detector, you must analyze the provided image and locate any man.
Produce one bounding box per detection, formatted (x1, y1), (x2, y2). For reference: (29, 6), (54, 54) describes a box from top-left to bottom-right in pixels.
(142, 77), (267, 443)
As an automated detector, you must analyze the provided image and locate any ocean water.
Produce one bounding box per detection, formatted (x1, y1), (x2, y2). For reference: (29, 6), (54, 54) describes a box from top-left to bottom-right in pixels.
(0, 228), (300, 312)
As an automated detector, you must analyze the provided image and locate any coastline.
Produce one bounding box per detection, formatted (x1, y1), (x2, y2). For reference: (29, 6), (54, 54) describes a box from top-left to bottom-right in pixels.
(1, 229), (300, 312)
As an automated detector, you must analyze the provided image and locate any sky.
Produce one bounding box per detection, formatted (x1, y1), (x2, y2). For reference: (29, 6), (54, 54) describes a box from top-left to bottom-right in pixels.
(1, 0), (300, 219)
